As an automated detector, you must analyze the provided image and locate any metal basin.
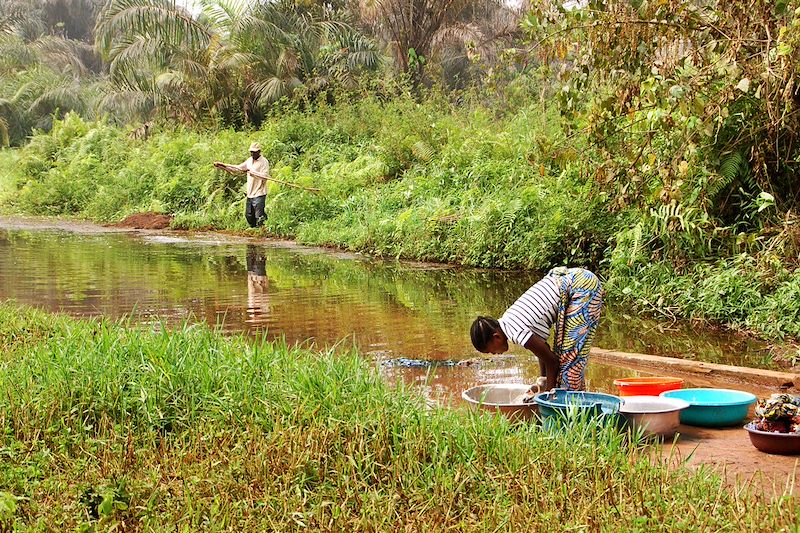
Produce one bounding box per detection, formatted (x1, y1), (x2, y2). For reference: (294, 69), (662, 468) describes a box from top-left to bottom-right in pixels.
(461, 383), (538, 421)
(619, 396), (690, 438)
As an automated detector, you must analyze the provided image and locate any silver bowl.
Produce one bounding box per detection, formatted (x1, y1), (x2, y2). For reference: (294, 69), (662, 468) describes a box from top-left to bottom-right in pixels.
(619, 395), (690, 438)
(462, 383), (539, 421)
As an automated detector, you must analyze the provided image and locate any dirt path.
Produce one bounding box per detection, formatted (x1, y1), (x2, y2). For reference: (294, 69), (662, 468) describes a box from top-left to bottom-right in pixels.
(598, 357), (800, 495)
(669, 424), (799, 495)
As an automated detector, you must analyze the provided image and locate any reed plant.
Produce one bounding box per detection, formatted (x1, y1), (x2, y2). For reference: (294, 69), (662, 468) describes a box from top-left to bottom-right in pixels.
(0, 303), (796, 530)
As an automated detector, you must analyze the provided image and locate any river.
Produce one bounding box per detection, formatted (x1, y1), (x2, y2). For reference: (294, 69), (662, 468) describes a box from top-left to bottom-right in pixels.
(0, 217), (775, 403)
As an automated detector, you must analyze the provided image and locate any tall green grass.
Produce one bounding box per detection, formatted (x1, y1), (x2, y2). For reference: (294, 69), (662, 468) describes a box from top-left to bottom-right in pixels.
(0, 98), (612, 270)
(0, 303), (796, 530)
(607, 226), (800, 343)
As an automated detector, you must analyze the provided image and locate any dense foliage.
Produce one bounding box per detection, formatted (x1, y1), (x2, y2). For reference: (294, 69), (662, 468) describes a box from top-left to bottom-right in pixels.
(0, 304), (796, 529)
(523, 0), (800, 342)
(0, 0), (521, 140)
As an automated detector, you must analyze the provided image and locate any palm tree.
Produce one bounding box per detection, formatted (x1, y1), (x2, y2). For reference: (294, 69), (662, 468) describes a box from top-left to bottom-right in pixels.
(94, 0), (214, 122)
(357, 0), (517, 87)
(0, 0), (104, 145)
(0, 0), (102, 146)
(94, 0), (381, 126)
(233, 0), (381, 106)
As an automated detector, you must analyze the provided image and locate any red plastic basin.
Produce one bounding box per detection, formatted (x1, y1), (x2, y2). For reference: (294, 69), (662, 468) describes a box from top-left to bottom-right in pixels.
(613, 377), (684, 397)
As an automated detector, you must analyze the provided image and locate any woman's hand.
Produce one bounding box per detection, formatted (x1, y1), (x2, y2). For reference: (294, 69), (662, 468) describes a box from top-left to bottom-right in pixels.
(521, 376), (549, 404)
(524, 336), (559, 391)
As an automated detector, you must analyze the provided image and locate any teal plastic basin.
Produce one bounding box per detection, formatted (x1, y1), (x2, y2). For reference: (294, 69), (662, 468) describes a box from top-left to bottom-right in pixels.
(533, 389), (623, 421)
(660, 388), (756, 427)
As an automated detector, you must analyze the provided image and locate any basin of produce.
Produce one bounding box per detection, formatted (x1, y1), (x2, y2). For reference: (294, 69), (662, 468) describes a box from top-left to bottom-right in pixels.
(745, 393), (800, 455)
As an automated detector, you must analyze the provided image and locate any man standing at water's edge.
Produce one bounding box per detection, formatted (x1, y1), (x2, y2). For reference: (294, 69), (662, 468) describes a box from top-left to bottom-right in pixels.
(213, 142), (270, 228)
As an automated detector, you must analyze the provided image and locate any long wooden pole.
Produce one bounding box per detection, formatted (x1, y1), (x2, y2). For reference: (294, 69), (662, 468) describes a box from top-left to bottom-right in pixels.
(214, 164), (321, 193)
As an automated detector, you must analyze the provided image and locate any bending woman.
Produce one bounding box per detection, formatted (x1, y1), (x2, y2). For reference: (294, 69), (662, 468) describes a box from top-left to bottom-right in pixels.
(470, 267), (604, 391)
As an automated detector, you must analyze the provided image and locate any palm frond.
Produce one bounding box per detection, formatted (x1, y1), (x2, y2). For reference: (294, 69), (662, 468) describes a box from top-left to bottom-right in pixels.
(170, 54), (210, 79)
(12, 80), (41, 103)
(431, 22), (482, 50)
(32, 36), (98, 77)
(28, 80), (86, 117)
(232, 15), (291, 48)
(211, 49), (259, 71)
(95, 0), (212, 58)
(0, 34), (37, 71)
(276, 48), (300, 77)
(338, 33), (381, 70)
(109, 34), (170, 70)
(0, 116), (9, 147)
(250, 76), (303, 105)
(155, 70), (184, 91)
(98, 86), (158, 122)
(0, 97), (26, 146)
(197, 0), (250, 35)
(310, 19), (350, 41)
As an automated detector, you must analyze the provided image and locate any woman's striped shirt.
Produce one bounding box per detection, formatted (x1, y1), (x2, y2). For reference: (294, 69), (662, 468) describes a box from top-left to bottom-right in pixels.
(498, 276), (560, 346)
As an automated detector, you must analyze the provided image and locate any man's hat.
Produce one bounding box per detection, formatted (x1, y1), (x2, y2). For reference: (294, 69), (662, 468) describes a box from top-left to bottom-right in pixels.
(249, 142), (262, 152)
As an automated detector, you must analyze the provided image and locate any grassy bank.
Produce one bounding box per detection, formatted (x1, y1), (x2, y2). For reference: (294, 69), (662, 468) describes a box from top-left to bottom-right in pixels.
(1, 97), (800, 346)
(0, 99), (611, 270)
(0, 303), (795, 530)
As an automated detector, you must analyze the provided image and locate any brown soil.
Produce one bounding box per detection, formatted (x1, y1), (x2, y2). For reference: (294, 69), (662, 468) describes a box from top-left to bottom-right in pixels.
(668, 425), (800, 495)
(114, 212), (173, 229)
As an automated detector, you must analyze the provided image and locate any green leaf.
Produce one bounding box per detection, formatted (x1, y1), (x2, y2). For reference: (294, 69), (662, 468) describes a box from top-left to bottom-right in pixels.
(0, 492), (17, 521)
(669, 85), (685, 98)
(99, 493), (115, 517)
(777, 43), (793, 57)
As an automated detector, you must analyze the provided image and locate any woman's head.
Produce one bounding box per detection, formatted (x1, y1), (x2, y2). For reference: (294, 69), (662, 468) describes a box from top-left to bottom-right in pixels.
(470, 316), (509, 354)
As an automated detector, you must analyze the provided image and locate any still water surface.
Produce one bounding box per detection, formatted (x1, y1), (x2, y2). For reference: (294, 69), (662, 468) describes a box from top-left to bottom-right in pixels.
(0, 220), (774, 402)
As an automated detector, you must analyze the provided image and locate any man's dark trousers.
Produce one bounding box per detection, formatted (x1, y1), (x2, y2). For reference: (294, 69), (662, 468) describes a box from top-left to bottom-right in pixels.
(245, 195), (266, 227)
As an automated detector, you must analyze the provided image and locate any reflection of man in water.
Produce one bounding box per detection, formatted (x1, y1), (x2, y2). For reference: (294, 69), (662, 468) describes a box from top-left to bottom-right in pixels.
(246, 245), (270, 324)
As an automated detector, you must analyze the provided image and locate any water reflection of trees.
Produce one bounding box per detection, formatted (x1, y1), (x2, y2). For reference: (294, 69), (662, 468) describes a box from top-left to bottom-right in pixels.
(0, 229), (774, 368)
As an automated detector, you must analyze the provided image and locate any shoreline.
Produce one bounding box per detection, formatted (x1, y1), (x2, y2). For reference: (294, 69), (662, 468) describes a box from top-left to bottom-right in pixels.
(2, 213), (798, 370)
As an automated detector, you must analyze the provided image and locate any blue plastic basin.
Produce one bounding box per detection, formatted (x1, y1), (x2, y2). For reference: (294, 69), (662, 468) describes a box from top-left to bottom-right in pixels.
(660, 388), (756, 427)
(533, 389), (623, 421)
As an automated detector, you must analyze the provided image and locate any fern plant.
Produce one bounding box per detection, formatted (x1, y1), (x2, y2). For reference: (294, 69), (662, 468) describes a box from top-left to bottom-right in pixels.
(708, 151), (755, 203)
